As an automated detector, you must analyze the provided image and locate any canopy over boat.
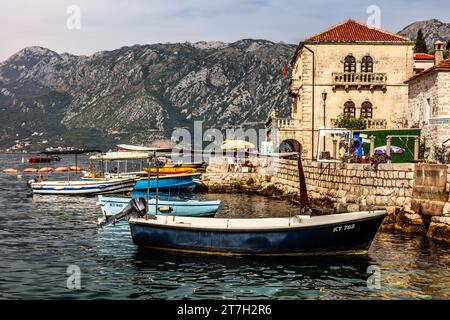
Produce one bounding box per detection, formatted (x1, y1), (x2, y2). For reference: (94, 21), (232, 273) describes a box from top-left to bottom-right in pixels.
(116, 144), (173, 152)
(90, 151), (150, 161)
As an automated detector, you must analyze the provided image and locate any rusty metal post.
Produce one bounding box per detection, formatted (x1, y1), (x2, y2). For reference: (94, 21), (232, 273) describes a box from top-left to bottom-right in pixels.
(297, 151), (309, 213)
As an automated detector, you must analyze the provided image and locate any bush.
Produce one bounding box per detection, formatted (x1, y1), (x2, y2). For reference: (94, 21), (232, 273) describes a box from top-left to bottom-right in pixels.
(433, 144), (450, 164)
(335, 114), (366, 130)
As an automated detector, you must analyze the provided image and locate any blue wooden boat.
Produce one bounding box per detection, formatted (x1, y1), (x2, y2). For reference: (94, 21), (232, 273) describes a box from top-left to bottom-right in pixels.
(132, 173), (200, 192)
(98, 195), (220, 218)
(128, 210), (387, 256)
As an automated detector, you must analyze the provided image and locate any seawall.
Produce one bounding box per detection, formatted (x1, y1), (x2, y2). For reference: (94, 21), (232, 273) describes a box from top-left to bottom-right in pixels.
(202, 157), (450, 243)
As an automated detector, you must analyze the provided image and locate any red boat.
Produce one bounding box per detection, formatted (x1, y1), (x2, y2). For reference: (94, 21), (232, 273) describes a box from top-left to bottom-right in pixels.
(28, 156), (61, 163)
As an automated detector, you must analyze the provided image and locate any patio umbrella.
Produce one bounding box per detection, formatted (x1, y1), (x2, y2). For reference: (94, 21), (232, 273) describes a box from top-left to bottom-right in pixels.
(374, 145), (405, 154)
(220, 140), (255, 150)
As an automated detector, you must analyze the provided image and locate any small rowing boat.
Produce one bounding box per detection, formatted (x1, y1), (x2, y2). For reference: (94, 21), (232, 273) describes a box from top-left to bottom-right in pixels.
(128, 210), (387, 255)
(29, 177), (136, 196)
(28, 155), (61, 163)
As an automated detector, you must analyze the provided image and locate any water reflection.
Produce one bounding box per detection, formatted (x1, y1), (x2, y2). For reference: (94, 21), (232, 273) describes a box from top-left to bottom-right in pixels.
(0, 153), (449, 299)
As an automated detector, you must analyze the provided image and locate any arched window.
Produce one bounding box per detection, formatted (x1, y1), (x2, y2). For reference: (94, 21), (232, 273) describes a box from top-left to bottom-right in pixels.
(361, 56), (373, 73)
(344, 55), (356, 73)
(361, 102), (373, 118)
(343, 101), (356, 117)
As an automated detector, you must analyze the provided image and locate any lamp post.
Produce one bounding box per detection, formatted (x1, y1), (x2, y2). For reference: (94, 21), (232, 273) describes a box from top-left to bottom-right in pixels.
(321, 90), (328, 154)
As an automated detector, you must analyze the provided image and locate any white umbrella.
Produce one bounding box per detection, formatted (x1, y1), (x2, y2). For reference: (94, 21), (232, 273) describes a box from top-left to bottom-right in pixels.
(220, 140), (255, 150)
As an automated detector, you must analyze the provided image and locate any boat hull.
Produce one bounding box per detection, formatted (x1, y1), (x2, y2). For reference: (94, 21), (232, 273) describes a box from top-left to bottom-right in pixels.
(98, 195), (220, 217)
(129, 211), (387, 255)
(30, 178), (136, 196)
(133, 174), (199, 192)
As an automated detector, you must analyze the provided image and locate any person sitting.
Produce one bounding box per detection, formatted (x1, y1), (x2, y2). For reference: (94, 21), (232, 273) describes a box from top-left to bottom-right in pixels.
(227, 157), (235, 172)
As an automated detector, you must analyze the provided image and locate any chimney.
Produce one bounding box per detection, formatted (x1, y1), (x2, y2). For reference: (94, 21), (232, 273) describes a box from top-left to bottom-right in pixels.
(434, 40), (444, 65)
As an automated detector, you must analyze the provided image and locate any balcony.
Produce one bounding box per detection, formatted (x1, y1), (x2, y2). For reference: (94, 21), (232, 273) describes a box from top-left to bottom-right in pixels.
(266, 117), (301, 134)
(331, 118), (387, 129)
(332, 72), (387, 90)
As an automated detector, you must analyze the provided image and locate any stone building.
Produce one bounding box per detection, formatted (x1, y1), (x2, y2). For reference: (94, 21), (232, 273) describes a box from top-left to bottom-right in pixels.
(406, 41), (450, 157)
(414, 53), (435, 74)
(267, 19), (414, 158)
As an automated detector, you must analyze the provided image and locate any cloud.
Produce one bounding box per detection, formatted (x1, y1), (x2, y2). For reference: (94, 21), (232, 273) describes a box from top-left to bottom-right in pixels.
(0, 0), (449, 61)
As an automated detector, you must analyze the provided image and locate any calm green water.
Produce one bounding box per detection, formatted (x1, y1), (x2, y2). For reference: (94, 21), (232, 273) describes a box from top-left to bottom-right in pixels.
(0, 153), (449, 299)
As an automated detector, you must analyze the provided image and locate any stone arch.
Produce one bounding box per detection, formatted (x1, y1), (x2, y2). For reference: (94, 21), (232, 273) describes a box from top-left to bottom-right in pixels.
(278, 139), (302, 153)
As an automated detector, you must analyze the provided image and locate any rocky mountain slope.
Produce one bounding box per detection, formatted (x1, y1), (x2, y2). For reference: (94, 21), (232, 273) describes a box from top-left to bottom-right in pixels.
(398, 19), (450, 50)
(0, 40), (295, 151)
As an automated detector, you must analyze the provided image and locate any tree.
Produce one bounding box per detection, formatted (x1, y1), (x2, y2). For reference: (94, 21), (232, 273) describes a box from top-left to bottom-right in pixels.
(335, 114), (366, 130)
(414, 29), (428, 53)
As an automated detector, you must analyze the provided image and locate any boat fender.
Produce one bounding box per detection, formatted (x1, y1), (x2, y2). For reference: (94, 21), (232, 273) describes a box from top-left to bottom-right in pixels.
(158, 206), (173, 213)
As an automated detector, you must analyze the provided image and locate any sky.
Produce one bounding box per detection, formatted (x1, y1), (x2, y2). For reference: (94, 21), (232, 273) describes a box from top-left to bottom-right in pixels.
(1, 0), (449, 61)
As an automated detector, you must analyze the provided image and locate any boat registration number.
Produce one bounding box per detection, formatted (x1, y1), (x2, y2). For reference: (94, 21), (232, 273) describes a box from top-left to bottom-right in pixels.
(333, 224), (355, 232)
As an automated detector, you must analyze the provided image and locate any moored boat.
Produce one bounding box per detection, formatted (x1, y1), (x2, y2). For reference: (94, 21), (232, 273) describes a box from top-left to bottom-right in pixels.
(98, 195), (220, 218)
(28, 155), (61, 163)
(29, 177), (136, 196)
(144, 167), (196, 175)
(133, 173), (200, 192)
(128, 210), (387, 255)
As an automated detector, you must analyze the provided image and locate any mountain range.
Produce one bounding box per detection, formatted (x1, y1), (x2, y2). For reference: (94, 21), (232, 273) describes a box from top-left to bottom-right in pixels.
(0, 40), (295, 151)
(398, 19), (450, 50)
(1, 19), (449, 151)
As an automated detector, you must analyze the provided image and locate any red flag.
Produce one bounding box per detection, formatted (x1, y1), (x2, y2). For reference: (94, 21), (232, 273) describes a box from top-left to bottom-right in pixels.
(282, 64), (287, 79)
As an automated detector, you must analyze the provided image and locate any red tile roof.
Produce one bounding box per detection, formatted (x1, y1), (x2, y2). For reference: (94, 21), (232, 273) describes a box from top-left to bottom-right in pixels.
(414, 53), (434, 60)
(406, 58), (450, 83)
(305, 19), (412, 43)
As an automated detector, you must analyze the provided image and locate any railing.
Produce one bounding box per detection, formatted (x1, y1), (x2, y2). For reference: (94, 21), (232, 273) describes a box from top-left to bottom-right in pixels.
(331, 118), (387, 129)
(332, 72), (387, 90)
(364, 118), (387, 129)
(268, 117), (301, 130)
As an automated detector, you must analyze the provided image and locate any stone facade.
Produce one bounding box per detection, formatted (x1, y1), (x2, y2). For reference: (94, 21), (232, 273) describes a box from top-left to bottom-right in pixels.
(267, 20), (414, 158)
(407, 66), (450, 156)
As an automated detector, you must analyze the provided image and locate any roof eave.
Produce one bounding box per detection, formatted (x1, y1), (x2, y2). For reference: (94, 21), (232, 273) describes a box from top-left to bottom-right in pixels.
(303, 40), (414, 45)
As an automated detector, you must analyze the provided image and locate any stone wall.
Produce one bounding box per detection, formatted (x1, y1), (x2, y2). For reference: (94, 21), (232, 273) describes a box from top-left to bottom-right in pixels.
(201, 156), (450, 242)
(271, 158), (414, 212)
(201, 172), (271, 193)
(270, 158), (450, 242)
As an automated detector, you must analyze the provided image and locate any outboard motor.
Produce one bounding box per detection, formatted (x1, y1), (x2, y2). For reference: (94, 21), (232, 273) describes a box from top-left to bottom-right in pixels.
(26, 178), (37, 189)
(99, 197), (149, 228)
